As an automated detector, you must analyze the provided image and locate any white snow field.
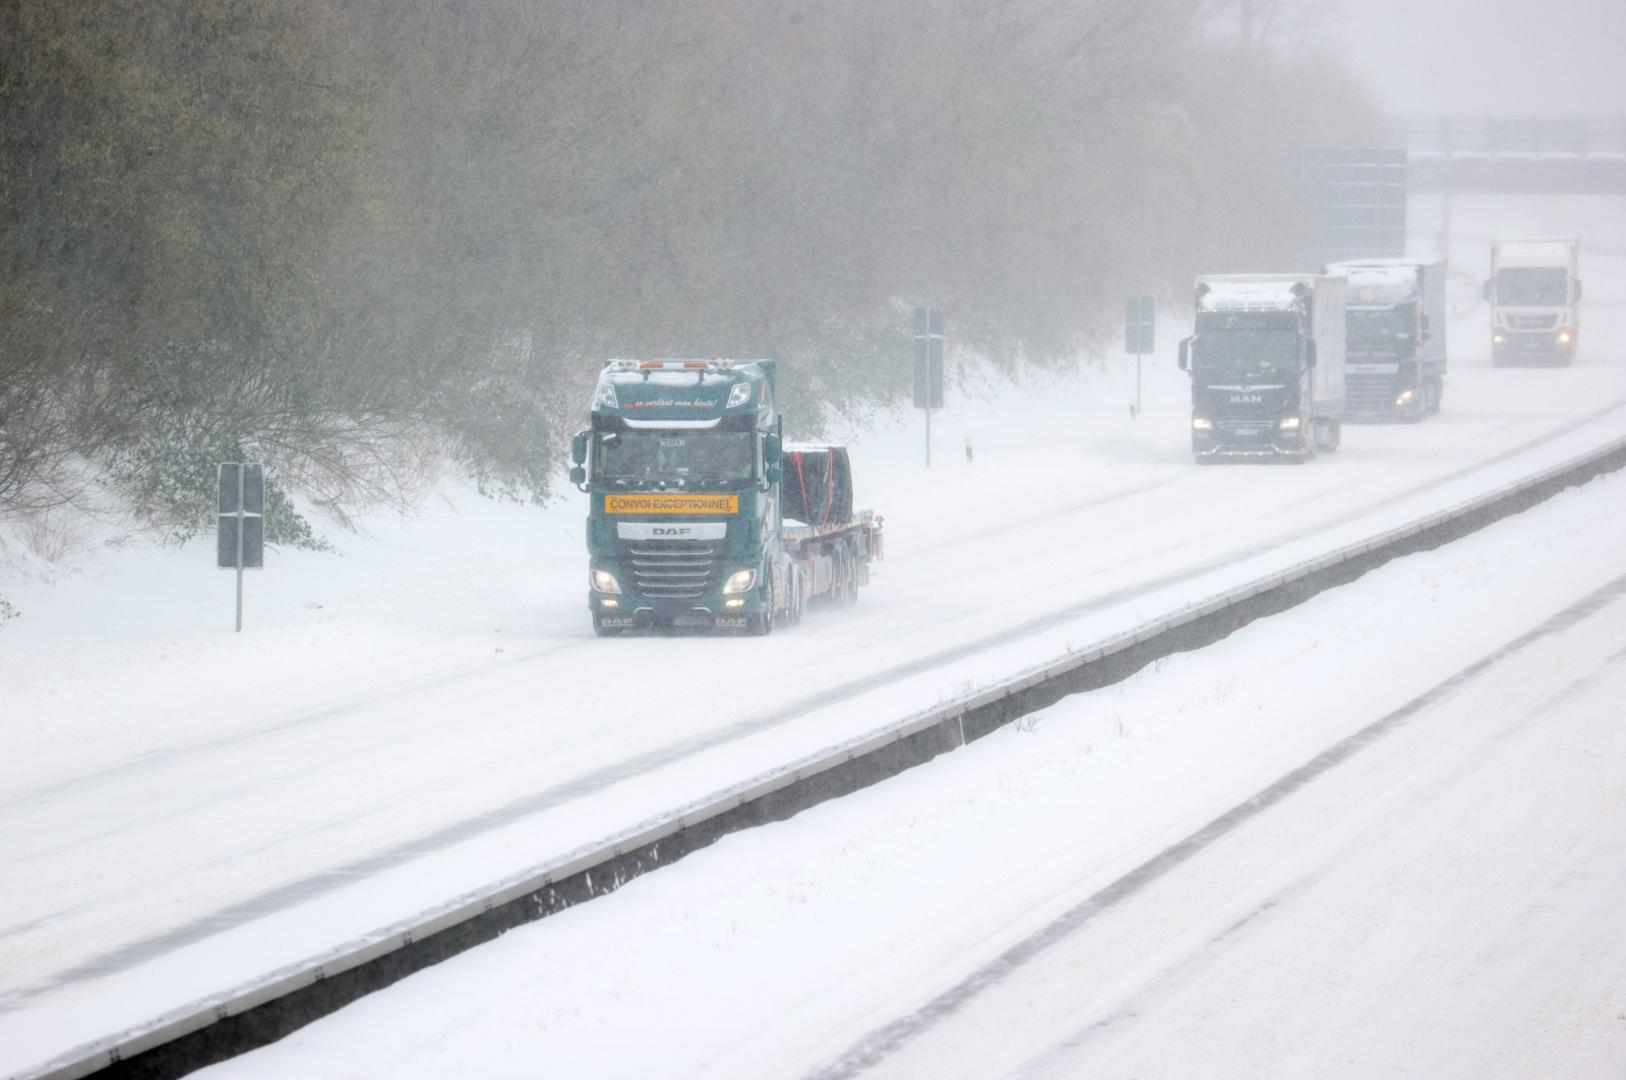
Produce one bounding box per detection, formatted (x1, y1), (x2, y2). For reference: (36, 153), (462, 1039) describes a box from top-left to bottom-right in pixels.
(203, 415), (1626, 1080)
(3, 197), (1625, 1075)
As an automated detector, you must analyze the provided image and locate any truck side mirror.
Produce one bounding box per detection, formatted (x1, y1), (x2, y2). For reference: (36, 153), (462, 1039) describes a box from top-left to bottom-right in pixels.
(1482, 279), (1493, 302)
(763, 432), (783, 484)
(1420, 313), (1431, 342)
(1575, 280), (1584, 301)
(569, 465), (586, 486)
(1305, 340), (1318, 369)
(570, 431), (588, 466)
(1177, 337), (1190, 372)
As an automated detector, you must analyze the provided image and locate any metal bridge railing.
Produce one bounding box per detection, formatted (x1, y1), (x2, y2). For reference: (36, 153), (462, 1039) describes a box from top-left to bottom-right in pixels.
(1393, 115), (1626, 160)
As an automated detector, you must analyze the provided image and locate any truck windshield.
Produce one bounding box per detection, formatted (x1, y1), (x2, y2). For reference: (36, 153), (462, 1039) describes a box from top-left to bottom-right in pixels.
(1196, 330), (1299, 382)
(1496, 268), (1566, 306)
(1348, 306), (1415, 351)
(596, 431), (755, 486)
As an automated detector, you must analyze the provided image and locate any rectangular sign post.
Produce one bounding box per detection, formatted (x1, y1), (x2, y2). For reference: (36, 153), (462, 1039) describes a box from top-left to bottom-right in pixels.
(1125, 295), (1155, 419)
(912, 306), (945, 467)
(218, 463), (265, 632)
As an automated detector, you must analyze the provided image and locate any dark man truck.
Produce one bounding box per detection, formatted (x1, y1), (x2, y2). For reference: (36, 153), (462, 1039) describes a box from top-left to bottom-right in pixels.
(1484, 237), (1582, 366)
(1179, 274), (1346, 462)
(1326, 258), (1447, 421)
(569, 359), (882, 636)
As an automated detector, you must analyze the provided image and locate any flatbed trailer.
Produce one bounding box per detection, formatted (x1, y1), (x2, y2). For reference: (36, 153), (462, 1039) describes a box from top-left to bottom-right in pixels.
(779, 444), (883, 610)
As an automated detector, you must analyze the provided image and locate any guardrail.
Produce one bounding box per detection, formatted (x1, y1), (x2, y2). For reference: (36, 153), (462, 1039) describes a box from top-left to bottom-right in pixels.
(20, 430), (1626, 1080)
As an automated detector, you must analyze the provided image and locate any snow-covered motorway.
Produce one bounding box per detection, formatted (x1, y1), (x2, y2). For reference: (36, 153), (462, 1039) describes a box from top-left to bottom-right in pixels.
(4, 252), (1626, 1073)
(204, 430), (1626, 1080)
(6, 346), (1626, 1075)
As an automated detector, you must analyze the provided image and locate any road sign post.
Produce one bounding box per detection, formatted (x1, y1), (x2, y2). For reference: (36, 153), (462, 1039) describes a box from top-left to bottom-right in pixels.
(912, 306), (945, 467)
(1125, 295), (1155, 418)
(218, 463), (265, 631)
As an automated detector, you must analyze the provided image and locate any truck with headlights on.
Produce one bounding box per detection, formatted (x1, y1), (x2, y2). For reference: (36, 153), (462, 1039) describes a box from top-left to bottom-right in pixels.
(1327, 258), (1447, 420)
(1485, 237), (1582, 366)
(569, 359), (882, 636)
(1178, 274), (1346, 462)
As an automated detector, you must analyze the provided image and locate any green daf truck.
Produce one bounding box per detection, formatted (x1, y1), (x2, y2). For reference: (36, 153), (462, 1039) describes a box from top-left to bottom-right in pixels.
(569, 359), (882, 636)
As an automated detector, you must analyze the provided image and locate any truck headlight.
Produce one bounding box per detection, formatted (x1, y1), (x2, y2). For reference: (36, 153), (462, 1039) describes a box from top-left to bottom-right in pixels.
(1396, 389), (1415, 406)
(722, 569), (756, 594)
(1278, 415), (1301, 432)
(1191, 416), (1213, 432)
(1557, 330), (1572, 346)
(1493, 333), (1505, 345)
(727, 382), (753, 408)
(592, 569), (621, 594)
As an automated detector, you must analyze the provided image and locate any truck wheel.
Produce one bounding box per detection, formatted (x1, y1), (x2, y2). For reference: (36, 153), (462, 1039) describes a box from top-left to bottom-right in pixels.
(749, 579), (775, 636)
(1325, 418), (1341, 452)
(785, 568), (803, 627)
(835, 545), (859, 606)
(1427, 379), (1443, 415)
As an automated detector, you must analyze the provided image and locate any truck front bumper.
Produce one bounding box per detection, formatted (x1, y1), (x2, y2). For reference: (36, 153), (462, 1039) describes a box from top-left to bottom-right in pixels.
(589, 590), (766, 632)
(1493, 330), (1574, 365)
(1192, 425), (1309, 461)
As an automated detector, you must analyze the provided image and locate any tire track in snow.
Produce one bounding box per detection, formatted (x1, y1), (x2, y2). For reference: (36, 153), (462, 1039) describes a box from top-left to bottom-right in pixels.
(804, 571), (1626, 1080)
(1005, 641), (1626, 1079)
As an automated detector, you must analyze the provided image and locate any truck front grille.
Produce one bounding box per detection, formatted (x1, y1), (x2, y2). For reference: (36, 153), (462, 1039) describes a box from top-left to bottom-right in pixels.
(1346, 372), (1398, 414)
(617, 538), (720, 599)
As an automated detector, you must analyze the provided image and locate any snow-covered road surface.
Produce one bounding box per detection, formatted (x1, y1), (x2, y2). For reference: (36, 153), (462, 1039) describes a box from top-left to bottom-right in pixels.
(203, 457), (1626, 1080)
(4, 312), (1626, 1071)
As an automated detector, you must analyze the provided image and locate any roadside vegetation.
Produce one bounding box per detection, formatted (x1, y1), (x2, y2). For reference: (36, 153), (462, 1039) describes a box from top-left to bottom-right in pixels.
(0, 0), (1379, 550)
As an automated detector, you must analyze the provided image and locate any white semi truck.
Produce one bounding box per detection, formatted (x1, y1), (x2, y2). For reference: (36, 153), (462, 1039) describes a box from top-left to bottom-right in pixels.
(1484, 237), (1582, 366)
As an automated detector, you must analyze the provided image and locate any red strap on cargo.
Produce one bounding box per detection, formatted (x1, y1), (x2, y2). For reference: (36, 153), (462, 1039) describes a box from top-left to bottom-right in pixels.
(793, 451), (808, 524)
(823, 452), (834, 527)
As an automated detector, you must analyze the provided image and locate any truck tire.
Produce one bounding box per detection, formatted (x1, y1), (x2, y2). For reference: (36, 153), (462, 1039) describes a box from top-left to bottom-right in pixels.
(748, 579), (775, 636)
(835, 544), (859, 606)
(785, 567), (803, 627)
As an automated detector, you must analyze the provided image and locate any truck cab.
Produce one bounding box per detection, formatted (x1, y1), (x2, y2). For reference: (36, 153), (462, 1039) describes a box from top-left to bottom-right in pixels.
(571, 359), (788, 635)
(1485, 237), (1582, 366)
(1179, 274), (1346, 462)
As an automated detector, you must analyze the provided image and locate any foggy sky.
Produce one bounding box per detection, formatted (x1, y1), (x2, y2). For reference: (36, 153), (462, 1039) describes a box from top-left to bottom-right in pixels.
(1320, 0), (1626, 116)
